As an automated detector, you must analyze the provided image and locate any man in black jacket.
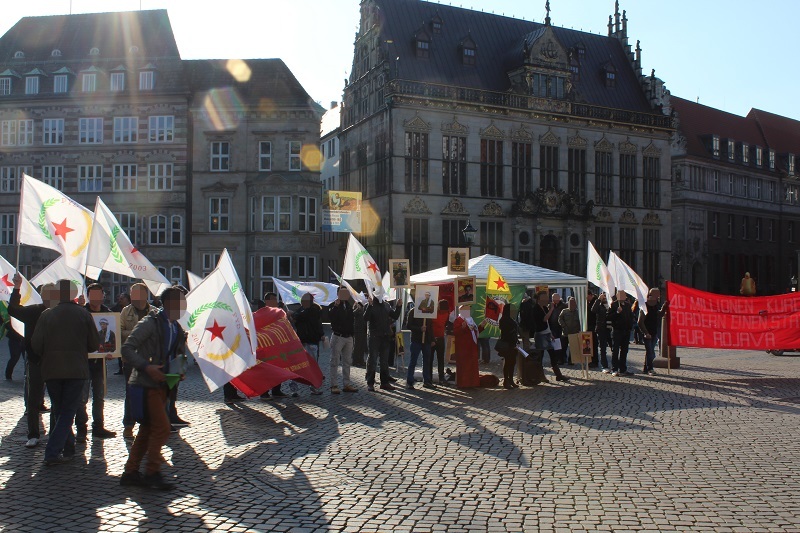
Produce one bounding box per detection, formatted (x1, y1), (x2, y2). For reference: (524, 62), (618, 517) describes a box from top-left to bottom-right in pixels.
(294, 293), (325, 395)
(364, 292), (402, 391)
(404, 309), (432, 389)
(328, 287), (358, 394)
(591, 292), (611, 372)
(610, 289), (634, 376)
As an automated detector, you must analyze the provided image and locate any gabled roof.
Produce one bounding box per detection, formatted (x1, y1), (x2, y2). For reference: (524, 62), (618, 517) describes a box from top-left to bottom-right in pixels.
(671, 96), (766, 158)
(410, 254), (587, 287)
(748, 108), (800, 155)
(372, 0), (652, 112)
(0, 10), (180, 62)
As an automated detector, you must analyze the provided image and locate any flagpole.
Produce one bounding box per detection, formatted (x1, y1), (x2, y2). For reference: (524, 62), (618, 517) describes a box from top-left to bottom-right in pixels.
(14, 242), (21, 273)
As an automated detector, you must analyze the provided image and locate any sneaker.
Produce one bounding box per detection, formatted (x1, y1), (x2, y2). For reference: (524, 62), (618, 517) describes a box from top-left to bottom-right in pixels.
(171, 419), (190, 427)
(387, 377), (398, 384)
(93, 428), (117, 439)
(142, 472), (175, 491)
(379, 383), (396, 391)
(342, 385), (358, 393)
(601, 369), (611, 374)
(555, 376), (570, 382)
(330, 386), (341, 394)
(123, 427), (135, 440)
(25, 438), (39, 448)
(367, 385), (375, 392)
(224, 395), (246, 404)
(44, 454), (73, 466)
(120, 471), (145, 487)
(611, 371), (620, 377)
(310, 387), (323, 396)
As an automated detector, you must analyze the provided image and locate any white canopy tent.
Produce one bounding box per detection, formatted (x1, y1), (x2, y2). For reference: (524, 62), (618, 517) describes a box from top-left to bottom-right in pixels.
(410, 254), (590, 329)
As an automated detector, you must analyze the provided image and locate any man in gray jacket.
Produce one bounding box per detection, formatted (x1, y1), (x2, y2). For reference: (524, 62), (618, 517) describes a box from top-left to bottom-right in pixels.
(119, 287), (187, 491)
(32, 280), (100, 466)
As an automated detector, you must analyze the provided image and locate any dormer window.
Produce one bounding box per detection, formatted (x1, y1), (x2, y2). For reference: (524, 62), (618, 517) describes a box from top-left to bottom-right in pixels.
(755, 146), (763, 167)
(110, 72), (125, 92)
(741, 143), (749, 164)
(89, 47), (100, 56)
(51, 49), (62, 57)
(462, 46), (476, 65)
(431, 14), (443, 34)
(82, 73), (96, 92)
(769, 149), (775, 170)
(416, 39), (430, 58)
(0, 78), (10, 96)
(13, 51), (24, 59)
(139, 70), (154, 90)
(603, 64), (617, 88)
(712, 135), (720, 157)
(727, 139), (735, 161)
(25, 76), (39, 95)
(531, 73), (565, 99)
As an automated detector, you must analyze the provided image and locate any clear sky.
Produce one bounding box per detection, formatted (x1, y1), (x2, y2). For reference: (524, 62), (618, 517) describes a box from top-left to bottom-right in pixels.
(2, 0), (798, 120)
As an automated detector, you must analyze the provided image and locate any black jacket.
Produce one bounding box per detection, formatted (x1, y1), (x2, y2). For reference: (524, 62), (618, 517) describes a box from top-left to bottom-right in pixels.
(610, 299), (634, 331)
(591, 298), (609, 332)
(364, 300), (402, 336)
(406, 314), (433, 344)
(328, 300), (355, 336)
(294, 303), (324, 344)
(7, 288), (47, 364)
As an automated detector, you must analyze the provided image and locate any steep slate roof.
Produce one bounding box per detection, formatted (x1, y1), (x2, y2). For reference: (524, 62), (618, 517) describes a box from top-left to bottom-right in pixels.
(748, 108), (800, 155)
(0, 10), (180, 62)
(374, 0), (652, 112)
(185, 59), (321, 110)
(671, 96), (766, 158)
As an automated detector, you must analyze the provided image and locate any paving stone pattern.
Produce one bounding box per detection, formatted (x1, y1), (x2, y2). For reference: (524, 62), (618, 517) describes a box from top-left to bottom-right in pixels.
(1, 341), (800, 532)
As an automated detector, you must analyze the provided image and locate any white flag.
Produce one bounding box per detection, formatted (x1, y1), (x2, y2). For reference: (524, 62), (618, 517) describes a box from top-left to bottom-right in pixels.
(186, 271), (203, 291)
(18, 174), (94, 272)
(272, 277), (339, 306)
(608, 251), (650, 313)
(31, 256), (85, 297)
(587, 241), (613, 300)
(381, 271), (397, 302)
(0, 254), (42, 307)
(179, 269), (256, 392)
(328, 267), (367, 305)
(342, 234), (383, 287)
(215, 249), (257, 354)
(85, 197), (170, 291)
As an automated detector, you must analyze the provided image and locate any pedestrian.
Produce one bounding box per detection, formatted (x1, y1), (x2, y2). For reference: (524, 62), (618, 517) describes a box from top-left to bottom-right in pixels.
(119, 283), (156, 440)
(452, 305), (485, 388)
(532, 291), (569, 382)
(32, 279), (100, 466)
(364, 291), (402, 392)
(497, 303), (519, 389)
(119, 286), (187, 490)
(548, 293), (567, 365)
(404, 308), (432, 389)
(111, 293), (130, 375)
(591, 292), (611, 372)
(293, 293), (325, 395)
(8, 275), (55, 448)
(75, 282), (116, 440)
(586, 290), (598, 367)
(638, 288), (668, 375)
(558, 297), (581, 364)
(516, 290), (534, 381)
(429, 299), (451, 385)
(258, 292), (289, 400)
(328, 287), (358, 394)
(610, 289), (635, 376)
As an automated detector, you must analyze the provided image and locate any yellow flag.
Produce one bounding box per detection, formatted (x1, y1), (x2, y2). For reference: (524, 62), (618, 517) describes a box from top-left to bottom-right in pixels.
(486, 265), (511, 295)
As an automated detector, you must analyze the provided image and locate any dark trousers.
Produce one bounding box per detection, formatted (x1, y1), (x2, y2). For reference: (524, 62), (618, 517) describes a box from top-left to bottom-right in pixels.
(125, 386), (170, 476)
(45, 378), (85, 460)
(547, 350), (564, 379)
(479, 338), (491, 363)
(6, 336), (25, 379)
(612, 329), (631, 373)
(502, 351), (516, 383)
(25, 361), (46, 439)
(430, 336), (446, 381)
(123, 362), (135, 427)
(594, 329), (610, 369)
(223, 382), (239, 399)
(353, 328), (367, 366)
(366, 334), (392, 386)
(76, 359), (105, 432)
(407, 341), (430, 386)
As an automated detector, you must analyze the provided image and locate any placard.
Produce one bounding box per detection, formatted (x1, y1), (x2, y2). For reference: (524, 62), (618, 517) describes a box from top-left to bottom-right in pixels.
(456, 276), (476, 305)
(89, 312), (121, 359)
(569, 331), (593, 362)
(388, 259), (410, 288)
(447, 247), (469, 275)
(413, 285), (439, 319)
(321, 190), (362, 232)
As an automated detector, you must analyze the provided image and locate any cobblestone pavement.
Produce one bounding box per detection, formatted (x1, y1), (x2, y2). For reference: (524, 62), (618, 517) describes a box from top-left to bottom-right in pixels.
(1, 339), (800, 532)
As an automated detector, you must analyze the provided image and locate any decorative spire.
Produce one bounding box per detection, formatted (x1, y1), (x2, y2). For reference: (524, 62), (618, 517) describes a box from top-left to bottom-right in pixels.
(622, 9), (627, 35)
(545, 0), (551, 26)
(614, 1), (621, 33)
(608, 15), (613, 36)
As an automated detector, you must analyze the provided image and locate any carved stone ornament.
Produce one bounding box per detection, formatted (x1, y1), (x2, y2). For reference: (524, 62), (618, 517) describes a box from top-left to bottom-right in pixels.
(539, 129), (561, 146)
(595, 209), (613, 223)
(480, 122), (505, 140)
(202, 181), (238, 194)
(619, 209), (638, 225)
(442, 116), (469, 135)
(567, 132), (587, 149)
(441, 197), (469, 216)
(643, 212), (662, 226)
(594, 136), (614, 152)
(511, 124), (533, 142)
(403, 196), (432, 215)
(619, 137), (638, 154)
(642, 141), (662, 157)
(479, 200), (505, 217)
(403, 114), (432, 132)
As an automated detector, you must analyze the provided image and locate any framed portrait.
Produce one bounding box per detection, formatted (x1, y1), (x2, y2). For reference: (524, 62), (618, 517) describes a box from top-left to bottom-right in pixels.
(89, 312), (121, 359)
(388, 259), (410, 288)
(535, 285), (549, 296)
(447, 247), (469, 276)
(456, 276), (476, 305)
(413, 284), (439, 319)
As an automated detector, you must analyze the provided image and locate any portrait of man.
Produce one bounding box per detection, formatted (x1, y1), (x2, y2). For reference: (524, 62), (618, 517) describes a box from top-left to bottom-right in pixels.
(89, 313), (121, 358)
(388, 259), (410, 288)
(457, 276), (476, 304)
(413, 285), (439, 319)
(447, 247), (470, 275)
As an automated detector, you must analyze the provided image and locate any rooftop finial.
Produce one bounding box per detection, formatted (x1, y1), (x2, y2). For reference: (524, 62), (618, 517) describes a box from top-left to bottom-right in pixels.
(545, 0), (551, 26)
(614, 1), (621, 33)
(608, 15), (613, 36)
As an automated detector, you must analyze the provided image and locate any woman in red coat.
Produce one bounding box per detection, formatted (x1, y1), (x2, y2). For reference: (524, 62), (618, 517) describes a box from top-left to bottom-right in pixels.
(452, 306), (487, 388)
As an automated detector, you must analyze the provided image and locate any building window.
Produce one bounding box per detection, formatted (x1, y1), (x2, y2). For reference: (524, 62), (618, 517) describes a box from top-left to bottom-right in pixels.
(742, 216), (749, 240)
(53, 75), (67, 94)
(259, 141), (272, 171)
(277, 256), (292, 278)
(480, 139), (503, 198)
(0, 78), (10, 95)
(43, 118), (64, 145)
(148, 115), (174, 143)
(755, 146), (763, 167)
(441, 219), (467, 266)
(0, 168), (18, 193)
(82, 73), (96, 92)
(741, 176), (749, 197)
(619, 228), (636, 270)
(171, 215), (183, 245)
(298, 196), (317, 232)
(567, 148), (586, 202)
(711, 212), (719, 237)
(203, 253), (221, 277)
(116, 212), (137, 243)
(643, 156), (660, 208)
(357, 143), (368, 196)
(443, 135), (467, 195)
(170, 266), (183, 285)
(298, 256), (317, 279)
(405, 218), (429, 272)
(595, 151), (613, 205)
(209, 198), (230, 232)
(25, 77), (39, 95)
(139, 71), (154, 90)
(149, 215), (167, 245)
(113, 164), (138, 191)
(289, 141), (302, 171)
(511, 142), (532, 196)
(540, 145), (559, 189)
(605, 70), (616, 88)
(727, 139), (735, 161)
(375, 132), (388, 194)
(210, 141), (230, 171)
(416, 39), (430, 58)
(595, 226), (613, 260)
(113, 116), (138, 143)
(78, 165), (103, 192)
(789, 154), (796, 175)
(404, 131), (429, 193)
(0, 214), (15, 245)
(754, 178), (762, 199)
(619, 154), (637, 207)
(769, 150), (776, 170)
(727, 173), (734, 194)
(643, 229), (659, 287)
(254, 196), (291, 232)
(532, 73), (565, 98)
(17, 120), (33, 146)
(755, 218), (761, 241)
(462, 47), (476, 65)
(769, 181), (776, 202)
(741, 143), (749, 164)
(42, 165), (64, 190)
(254, 256), (274, 295)
(727, 215), (734, 239)
(711, 169), (720, 193)
(110, 72), (124, 92)
(79, 117), (103, 144)
(1, 120), (16, 146)
(479, 221), (503, 256)
(148, 163), (173, 191)
(768, 220), (775, 242)
(712, 135), (720, 157)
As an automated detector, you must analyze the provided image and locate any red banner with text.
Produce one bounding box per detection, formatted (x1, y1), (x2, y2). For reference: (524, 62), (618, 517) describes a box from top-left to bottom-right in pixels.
(667, 282), (800, 350)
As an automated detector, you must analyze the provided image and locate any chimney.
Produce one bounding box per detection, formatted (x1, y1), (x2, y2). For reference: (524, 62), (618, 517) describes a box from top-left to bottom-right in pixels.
(330, 101), (338, 109)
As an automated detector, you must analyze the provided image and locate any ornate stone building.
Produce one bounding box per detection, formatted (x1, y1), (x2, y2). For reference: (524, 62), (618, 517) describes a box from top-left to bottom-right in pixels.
(337, 0), (674, 286)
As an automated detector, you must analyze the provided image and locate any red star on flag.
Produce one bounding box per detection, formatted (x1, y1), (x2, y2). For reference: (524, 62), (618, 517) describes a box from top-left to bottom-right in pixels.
(494, 278), (507, 290)
(367, 261), (379, 274)
(1, 274), (13, 287)
(52, 218), (74, 241)
(131, 247), (139, 254)
(206, 319), (226, 342)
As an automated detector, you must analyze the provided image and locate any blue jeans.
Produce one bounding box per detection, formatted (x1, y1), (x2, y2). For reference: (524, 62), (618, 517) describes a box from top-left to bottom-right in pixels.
(643, 335), (659, 372)
(45, 379), (86, 460)
(407, 341), (430, 386)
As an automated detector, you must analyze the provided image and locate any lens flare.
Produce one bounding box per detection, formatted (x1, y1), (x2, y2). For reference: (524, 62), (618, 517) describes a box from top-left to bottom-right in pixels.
(359, 202), (380, 237)
(202, 88), (244, 131)
(225, 59), (252, 83)
(300, 145), (322, 172)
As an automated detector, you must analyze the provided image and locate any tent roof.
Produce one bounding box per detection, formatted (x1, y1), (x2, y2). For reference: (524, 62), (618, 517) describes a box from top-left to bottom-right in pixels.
(410, 254), (587, 287)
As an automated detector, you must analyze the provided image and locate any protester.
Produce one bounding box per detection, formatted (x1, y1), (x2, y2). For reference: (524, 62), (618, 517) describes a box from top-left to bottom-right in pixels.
(610, 289), (635, 376)
(429, 299), (451, 385)
(8, 275), (54, 448)
(586, 291), (598, 367)
(740, 272), (756, 296)
(532, 291), (569, 382)
(364, 292), (402, 391)
(452, 305), (485, 388)
(591, 292), (611, 372)
(497, 304), (519, 389)
(120, 283), (155, 440)
(352, 299), (368, 368)
(328, 287), (358, 394)
(259, 292), (289, 400)
(111, 293), (130, 375)
(293, 293), (325, 395)
(558, 297), (581, 364)
(404, 307), (432, 389)
(638, 288), (668, 375)
(32, 279), (100, 466)
(119, 286), (186, 490)
(548, 293), (567, 365)
(75, 283), (115, 440)
(165, 284), (190, 429)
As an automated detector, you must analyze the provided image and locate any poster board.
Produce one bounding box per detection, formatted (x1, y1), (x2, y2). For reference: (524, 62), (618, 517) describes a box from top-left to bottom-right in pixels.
(456, 276), (476, 305)
(447, 247), (469, 276)
(568, 331), (593, 379)
(321, 190), (362, 232)
(413, 285), (439, 319)
(389, 259), (410, 288)
(89, 312), (121, 359)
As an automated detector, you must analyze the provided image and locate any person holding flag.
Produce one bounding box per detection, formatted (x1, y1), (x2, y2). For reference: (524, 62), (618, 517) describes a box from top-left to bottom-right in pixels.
(364, 289), (402, 392)
(610, 289), (635, 377)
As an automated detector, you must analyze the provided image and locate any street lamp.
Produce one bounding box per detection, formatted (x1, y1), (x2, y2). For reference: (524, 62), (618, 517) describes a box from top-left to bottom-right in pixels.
(791, 275), (797, 292)
(462, 220), (477, 247)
